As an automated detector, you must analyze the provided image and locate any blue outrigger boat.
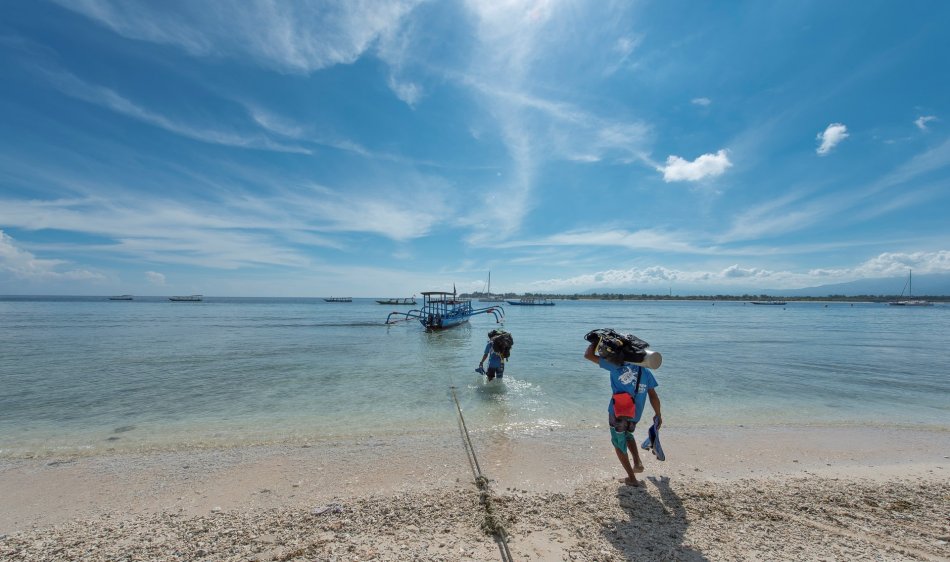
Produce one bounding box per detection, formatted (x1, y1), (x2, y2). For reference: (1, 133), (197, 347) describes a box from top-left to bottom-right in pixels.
(385, 290), (504, 330)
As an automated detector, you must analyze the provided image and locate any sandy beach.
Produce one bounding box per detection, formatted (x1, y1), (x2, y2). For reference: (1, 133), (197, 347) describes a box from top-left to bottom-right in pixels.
(1, 426), (948, 561)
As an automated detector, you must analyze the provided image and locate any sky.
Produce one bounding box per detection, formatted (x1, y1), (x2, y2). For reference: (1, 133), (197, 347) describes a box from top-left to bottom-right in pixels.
(1, 0), (949, 297)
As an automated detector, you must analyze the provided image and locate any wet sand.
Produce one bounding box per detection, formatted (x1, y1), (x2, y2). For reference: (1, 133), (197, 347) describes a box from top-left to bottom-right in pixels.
(1, 426), (948, 560)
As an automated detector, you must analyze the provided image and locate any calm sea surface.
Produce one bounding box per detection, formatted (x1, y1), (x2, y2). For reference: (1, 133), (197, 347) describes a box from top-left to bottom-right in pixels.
(1, 296), (948, 457)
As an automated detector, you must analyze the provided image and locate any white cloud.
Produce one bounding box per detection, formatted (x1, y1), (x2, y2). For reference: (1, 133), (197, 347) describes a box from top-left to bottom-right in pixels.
(57, 0), (423, 74)
(816, 123), (849, 155)
(691, 97), (712, 106)
(915, 115), (937, 131)
(849, 251), (950, 278)
(659, 149), (732, 182)
(528, 251), (950, 293)
(145, 271), (166, 285)
(0, 230), (105, 281)
(387, 76), (423, 107)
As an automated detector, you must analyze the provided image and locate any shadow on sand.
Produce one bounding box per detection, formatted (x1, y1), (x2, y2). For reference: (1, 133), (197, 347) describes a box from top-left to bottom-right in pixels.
(602, 475), (708, 561)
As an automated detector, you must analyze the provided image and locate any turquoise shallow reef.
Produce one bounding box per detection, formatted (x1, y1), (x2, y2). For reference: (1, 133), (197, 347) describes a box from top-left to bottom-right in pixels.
(1, 296), (948, 456)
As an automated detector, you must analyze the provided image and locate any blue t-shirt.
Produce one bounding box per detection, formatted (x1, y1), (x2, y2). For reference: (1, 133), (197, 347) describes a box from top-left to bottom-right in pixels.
(483, 342), (503, 368)
(599, 357), (657, 423)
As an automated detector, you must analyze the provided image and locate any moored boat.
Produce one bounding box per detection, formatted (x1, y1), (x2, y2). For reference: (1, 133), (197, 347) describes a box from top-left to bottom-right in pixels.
(889, 270), (933, 306)
(386, 290), (504, 330)
(169, 295), (202, 302)
(376, 296), (417, 305)
(108, 294), (133, 301)
(506, 297), (555, 306)
(478, 271), (507, 302)
(750, 300), (786, 305)
(324, 297), (353, 302)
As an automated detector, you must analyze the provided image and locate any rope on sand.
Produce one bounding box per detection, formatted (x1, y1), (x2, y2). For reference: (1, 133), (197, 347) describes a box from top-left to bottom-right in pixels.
(449, 385), (514, 562)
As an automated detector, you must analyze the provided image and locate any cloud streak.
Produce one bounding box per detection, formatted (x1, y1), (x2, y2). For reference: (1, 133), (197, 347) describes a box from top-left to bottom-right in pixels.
(40, 68), (311, 153)
(57, 0), (423, 74)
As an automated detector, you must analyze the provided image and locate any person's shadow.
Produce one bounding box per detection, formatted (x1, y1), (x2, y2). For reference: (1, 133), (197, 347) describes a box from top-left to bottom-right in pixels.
(602, 475), (708, 560)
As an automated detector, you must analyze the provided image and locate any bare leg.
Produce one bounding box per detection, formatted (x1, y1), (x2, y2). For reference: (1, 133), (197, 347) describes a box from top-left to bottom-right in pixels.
(614, 447), (639, 486)
(627, 436), (644, 472)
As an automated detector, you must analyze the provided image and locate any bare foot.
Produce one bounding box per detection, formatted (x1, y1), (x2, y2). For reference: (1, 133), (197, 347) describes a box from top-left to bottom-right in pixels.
(633, 464), (645, 474)
(621, 477), (640, 487)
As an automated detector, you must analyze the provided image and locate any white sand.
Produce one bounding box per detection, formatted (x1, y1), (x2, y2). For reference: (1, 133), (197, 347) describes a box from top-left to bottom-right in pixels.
(1, 426), (948, 560)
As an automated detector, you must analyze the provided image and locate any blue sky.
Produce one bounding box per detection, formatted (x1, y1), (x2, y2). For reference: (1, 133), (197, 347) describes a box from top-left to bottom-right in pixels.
(1, 0), (948, 297)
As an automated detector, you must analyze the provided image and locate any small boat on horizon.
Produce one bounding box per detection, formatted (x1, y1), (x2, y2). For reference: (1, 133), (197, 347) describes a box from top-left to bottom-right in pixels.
(169, 295), (202, 302)
(889, 270), (933, 306)
(108, 294), (133, 301)
(506, 297), (555, 306)
(376, 296), (417, 305)
(324, 297), (353, 302)
(750, 300), (786, 305)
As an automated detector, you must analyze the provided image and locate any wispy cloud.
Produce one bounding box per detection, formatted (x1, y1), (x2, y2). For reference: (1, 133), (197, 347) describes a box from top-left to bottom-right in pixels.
(816, 122), (848, 155)
(0, 230), (105, 282)
(41, 68), (311, 153)
(145, 271), (166, 285)
(603, 35), (642, 76)
(915, 115), (937, 131)
(691, 97), (712, 107)
(280, 183), (450, 241)
(659, 149), (732, 182)
(498, 228), (704, 254)
(57, 0), (423, 74)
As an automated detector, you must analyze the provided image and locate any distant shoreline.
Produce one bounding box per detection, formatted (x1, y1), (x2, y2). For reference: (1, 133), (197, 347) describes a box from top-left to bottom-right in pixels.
(463, 293), (950, 303)
(3, 294), (948, 302)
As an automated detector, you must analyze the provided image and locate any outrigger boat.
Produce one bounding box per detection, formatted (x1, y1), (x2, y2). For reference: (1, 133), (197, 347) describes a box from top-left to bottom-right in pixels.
(386, 290), (504, 330)
(376, 296), (417, 305)
(506, 296), (555, 306)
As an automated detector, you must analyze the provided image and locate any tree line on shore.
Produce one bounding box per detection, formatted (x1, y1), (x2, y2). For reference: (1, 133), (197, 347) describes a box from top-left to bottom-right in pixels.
(461, 291), (949, 303)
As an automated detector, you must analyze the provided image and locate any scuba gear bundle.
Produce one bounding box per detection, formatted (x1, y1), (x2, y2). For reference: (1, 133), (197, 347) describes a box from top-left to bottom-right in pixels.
(488, 329), (513, 359)
(585, 328), (649, 363)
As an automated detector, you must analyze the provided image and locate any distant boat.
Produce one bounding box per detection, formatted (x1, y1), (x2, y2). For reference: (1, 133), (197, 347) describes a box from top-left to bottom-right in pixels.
(169, 295), (202, 302)
(324, 297), (353, 302)
(108, 294), (133, 301)
(479, 271), (506, 303)
(750, 300), (786, 305)
(506, 297), (555, 306)
(386, 289), (504, 330)
(376, 296), (417, 305)
(889, 270), (933, 307)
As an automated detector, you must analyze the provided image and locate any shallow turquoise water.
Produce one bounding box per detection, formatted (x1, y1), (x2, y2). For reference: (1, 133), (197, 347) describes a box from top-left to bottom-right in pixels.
(1, 296), (948, 456)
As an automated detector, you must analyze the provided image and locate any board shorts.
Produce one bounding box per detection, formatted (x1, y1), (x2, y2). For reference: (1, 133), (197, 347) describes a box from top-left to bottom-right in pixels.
(486, 363), (504, 381)
(609, 414), (637, 452)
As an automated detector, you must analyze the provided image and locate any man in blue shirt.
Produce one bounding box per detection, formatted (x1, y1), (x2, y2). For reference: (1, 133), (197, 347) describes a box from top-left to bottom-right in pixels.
(478, 331), (507, 381)
(585, 337), (662, 487)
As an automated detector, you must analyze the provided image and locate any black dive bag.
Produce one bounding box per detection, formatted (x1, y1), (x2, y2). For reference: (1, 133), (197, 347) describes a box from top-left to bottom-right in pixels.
(585, 328), (650, 363)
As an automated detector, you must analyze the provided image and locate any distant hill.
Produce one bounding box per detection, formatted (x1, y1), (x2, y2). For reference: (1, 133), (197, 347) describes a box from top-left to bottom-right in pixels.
(575, 273), (950, 298)
(769, 273), (950, 297)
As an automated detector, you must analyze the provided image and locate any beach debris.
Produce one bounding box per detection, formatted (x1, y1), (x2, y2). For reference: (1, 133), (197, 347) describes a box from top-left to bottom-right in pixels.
(311, 503), (343, 516)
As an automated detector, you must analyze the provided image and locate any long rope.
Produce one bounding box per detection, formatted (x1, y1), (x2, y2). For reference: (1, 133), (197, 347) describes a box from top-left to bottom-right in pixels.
(450, 385), (514, 562)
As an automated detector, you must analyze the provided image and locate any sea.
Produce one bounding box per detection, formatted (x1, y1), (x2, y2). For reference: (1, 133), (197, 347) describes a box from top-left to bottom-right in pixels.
(1, 296), (948, 458)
